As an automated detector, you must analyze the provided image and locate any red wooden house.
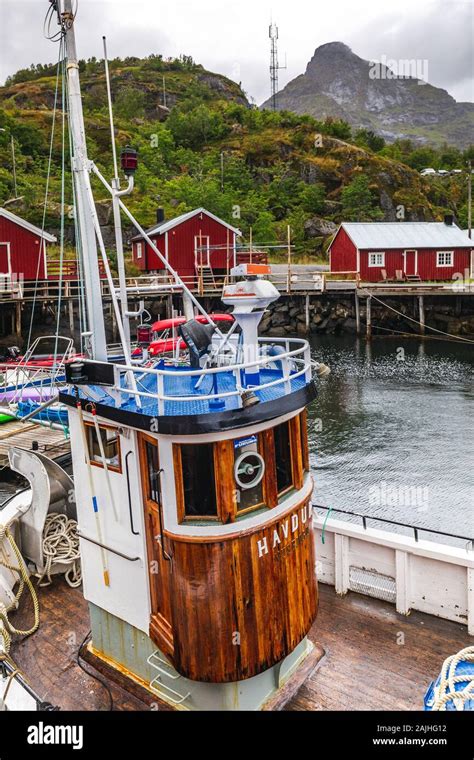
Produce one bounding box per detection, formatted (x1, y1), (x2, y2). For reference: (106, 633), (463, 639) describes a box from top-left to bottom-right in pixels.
(0, 207), (56, 281)
(329, 219), (474, 282)
(130, 207), (242, 284)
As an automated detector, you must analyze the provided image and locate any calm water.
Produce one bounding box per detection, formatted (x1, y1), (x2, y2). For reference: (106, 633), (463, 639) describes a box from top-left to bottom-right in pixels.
(1, 337), (473, 541)
(308, 336), (474, 540)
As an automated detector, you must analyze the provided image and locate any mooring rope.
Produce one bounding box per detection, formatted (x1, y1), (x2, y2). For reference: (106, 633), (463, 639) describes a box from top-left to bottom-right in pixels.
(359, 289), (474, 344)
(431, 646), (474, 711)
(35, 513), (82, 589)
(0, 525), (40, 655)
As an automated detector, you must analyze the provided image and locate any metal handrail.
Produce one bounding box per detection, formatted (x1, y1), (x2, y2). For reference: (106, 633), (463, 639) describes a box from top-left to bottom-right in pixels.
(95, 338), (312, 407)
(77, 531), (141, 561)
(312, 503), (474, 549)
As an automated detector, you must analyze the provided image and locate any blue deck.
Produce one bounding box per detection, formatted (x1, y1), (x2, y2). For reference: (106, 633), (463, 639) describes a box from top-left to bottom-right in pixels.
(78, 363), (308, 418)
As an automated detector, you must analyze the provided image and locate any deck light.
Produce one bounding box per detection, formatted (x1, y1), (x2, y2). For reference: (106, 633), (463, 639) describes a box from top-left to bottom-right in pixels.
(136, 324), (152, 347)
(241, 390), (260, 408)
(120, 146), (138, 176)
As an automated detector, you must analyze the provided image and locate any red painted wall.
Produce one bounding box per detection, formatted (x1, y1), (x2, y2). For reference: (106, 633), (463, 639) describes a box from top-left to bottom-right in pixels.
(329, 227), (358, 272)
(359, 247), (472, 282)
(0, 216), (47, 279)
(132, 212), (236, 278)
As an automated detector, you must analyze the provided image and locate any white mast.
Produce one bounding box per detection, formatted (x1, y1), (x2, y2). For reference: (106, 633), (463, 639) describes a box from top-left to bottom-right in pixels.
(60, 0), (107, 360)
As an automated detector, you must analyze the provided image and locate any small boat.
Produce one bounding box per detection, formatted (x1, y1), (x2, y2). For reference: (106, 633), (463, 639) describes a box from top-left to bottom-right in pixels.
(148, 313), (234, 357)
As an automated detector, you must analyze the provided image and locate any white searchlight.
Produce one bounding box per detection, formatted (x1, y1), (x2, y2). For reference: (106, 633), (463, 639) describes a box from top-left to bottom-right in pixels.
(222, 264), (280, 386)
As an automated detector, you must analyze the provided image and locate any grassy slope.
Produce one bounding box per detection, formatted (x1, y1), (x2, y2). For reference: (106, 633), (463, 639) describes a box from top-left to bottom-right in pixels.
(0, 56), (461, 262)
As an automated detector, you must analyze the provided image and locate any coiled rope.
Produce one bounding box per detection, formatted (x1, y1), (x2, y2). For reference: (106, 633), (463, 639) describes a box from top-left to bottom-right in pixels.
(35, 513), (82, 589)
(432, 646), (474, 710)
(0, 513), (81, 656)
(0, 525), (40, 655)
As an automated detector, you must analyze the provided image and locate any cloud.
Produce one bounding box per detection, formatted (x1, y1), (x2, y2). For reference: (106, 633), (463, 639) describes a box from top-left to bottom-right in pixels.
(348, 0), (474, 102)
(0, 0), (472, 104)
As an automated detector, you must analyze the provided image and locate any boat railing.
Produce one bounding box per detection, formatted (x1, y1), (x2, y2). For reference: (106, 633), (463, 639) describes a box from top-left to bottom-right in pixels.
(313, 504), (474, 550)
(96, 337), (313, 413)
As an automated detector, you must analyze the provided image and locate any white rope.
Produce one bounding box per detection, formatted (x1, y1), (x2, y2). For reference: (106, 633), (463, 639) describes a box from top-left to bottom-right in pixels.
(360, 289), (474, 344)
(432, 646), (474, 711)
(34, 513), (82, 589)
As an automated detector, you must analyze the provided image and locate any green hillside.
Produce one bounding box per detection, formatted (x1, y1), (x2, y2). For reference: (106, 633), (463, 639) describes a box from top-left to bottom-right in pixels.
(0, 53), (471, 261)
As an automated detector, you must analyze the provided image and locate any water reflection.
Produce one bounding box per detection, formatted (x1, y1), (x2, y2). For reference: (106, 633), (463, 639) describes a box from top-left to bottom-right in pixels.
(308, 335), (474, 538)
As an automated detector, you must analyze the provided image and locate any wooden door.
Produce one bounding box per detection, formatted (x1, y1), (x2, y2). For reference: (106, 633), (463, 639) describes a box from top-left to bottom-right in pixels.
(194, 234), (210, 268)
(404, 249), (417, 276)
(138, 432), (174, 657)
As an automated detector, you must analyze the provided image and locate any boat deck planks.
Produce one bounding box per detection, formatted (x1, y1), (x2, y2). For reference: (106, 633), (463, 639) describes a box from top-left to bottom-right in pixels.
(0, 419), (70, 467)
(8, 581), (472, 711)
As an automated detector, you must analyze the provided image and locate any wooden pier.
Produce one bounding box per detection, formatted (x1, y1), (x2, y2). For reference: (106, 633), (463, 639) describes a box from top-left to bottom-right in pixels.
(0, 267), (472, 342)
(0, 418), (70, 468)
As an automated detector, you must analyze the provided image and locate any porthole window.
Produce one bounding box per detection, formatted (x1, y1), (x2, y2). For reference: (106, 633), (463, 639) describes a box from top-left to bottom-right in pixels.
(234, 436), (265, 515)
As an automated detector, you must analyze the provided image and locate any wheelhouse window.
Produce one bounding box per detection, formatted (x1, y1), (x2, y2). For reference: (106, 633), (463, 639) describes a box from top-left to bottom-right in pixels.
(273, 421), (293, 494)
(144, 440), (161, 504)
(368, 252), (385, 267)
(85, 423), (121, 472)
(436, 250), (453, 267)
(180, 443), (218, 519)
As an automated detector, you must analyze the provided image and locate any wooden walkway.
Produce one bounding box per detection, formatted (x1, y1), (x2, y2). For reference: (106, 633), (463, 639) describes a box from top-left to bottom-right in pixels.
(8, 581), (472, 711)
(0, 418), (70, 467)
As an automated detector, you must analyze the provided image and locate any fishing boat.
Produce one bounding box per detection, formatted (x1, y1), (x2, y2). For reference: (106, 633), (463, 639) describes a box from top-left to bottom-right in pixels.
(1, 0), (472, 717)
(0, 0), (324, 711)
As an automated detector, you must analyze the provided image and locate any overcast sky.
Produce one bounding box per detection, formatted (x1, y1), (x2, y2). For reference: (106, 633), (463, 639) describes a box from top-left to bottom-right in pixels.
(0, 0), (472, 103)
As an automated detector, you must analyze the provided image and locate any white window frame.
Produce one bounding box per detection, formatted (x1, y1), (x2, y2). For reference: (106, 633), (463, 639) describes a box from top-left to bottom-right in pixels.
(368, 251), (385, 267)
(436, 250), (453, 267)
(136, 242), (143, 259)
(0, 242), (12, 275)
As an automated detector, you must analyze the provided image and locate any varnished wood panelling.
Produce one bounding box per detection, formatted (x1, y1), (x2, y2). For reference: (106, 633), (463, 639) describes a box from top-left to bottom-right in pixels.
(214, 439), (237, 524)
(259, 428), (278, 508)
(163, 497), (318, 683)
(138, 433), (174, 658)
(289, 415), (304, 490)
(300, 410), (310, 471)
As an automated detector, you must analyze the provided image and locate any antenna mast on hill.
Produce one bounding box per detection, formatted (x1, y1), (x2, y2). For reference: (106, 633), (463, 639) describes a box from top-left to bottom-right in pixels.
(269, 22), (286, 111)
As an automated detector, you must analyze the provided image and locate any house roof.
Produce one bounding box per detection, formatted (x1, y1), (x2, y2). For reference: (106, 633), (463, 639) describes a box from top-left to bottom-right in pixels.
(0, 207), (57, 242)
(130, 208), (242, 242)
(333, 222), (473, 250)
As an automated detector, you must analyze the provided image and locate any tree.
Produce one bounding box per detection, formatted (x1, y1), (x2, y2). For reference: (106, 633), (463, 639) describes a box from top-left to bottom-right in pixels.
(405, 147), (439, 172)
(115, 87), (146, 119)
(301, 183), (326, 214)
(354, 129), (385, 152)
(314, 117), (352, 140)
(341, 175), (383, 221)
(252, 211), (277, 243)
(167, 104), (228, 149)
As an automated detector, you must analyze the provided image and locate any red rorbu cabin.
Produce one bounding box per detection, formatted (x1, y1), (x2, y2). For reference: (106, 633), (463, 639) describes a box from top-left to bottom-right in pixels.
(0, 207), (56, 281)
(130, 207), (242, 286)
(329, 218), (474, 283)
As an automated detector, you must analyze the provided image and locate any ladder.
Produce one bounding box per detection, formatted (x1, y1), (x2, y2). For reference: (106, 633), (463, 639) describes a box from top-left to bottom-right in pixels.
(146, 651), (191, 706)
(195, 264), (216, 294)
